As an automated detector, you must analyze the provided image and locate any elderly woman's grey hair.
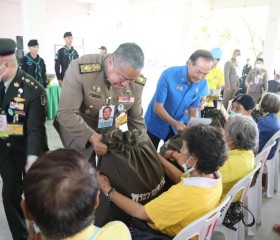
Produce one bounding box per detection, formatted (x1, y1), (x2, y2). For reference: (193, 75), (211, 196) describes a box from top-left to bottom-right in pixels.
(226, 115), (258, 150)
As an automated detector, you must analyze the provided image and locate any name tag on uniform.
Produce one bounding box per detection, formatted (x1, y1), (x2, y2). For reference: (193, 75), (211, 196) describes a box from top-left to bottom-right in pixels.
(118, 96), (135, 103)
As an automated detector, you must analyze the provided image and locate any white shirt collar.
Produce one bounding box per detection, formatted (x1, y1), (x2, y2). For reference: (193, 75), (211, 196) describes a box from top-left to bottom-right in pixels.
(183, 171), (221, 188)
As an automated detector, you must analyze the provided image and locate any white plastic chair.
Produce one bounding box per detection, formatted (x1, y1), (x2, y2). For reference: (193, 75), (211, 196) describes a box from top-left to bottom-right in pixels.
(173, 196), (231, 240)
(263, 130), (280, 197)
(214, 162), (261, 240)
(247, 140), (276, 236)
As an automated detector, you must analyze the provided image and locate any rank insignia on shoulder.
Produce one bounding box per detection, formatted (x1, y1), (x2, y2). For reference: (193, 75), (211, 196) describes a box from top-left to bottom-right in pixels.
(79, 64), (102, 74)
(135, 74), (146, 86)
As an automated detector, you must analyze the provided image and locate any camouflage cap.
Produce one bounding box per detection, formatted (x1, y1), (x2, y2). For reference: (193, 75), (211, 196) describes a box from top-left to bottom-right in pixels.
(0, 38), (16, 57)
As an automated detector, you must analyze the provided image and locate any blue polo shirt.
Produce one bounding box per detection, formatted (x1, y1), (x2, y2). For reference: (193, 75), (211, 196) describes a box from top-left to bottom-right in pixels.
(145, 65), (207, 140)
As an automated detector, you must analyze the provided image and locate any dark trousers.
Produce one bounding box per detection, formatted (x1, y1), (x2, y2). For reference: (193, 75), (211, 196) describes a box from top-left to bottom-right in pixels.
(147, 130), (175, 151)
(0, 154), (28, 240)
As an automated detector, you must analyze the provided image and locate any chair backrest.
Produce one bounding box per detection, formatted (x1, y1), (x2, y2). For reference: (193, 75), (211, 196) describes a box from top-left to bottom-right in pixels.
(173, 196), (231, 240)
(263, 130), (280, 159)
(255, 140), (276, 178)
(217, 162), (262, 225)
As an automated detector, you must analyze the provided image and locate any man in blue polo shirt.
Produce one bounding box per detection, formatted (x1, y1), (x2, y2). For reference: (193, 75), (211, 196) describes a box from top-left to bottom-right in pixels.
(145, 50), (213, 149)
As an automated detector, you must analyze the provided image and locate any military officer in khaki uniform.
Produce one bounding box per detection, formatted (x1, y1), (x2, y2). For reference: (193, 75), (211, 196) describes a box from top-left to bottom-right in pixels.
(223, 49), (241, 109)
(54, 42), (146, 162)
(0, 38), (48, 240)
(246, 58), (268, 102)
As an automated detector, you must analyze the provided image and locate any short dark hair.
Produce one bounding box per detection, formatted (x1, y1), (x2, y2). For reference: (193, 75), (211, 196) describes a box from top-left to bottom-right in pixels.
(256, 58), (264, 63)
(112, 42), (144, 71)
(189, 50), (214, 65)
(23, 149), (99, 239)
(182, 124), (227, 174)
(234, 94), (256, 111)
(260, 92), (280, 113)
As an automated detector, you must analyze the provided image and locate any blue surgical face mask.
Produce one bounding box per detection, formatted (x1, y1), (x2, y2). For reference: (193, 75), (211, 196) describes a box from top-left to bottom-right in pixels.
(182, 154), (196, 174)
(229, 111), (242, 118)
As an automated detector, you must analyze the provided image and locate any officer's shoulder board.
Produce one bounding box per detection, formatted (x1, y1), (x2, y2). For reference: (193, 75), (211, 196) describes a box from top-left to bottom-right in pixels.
(135, 74), (146, 86)
(79, 63), (102, 74)
(21, 75), (44, 93)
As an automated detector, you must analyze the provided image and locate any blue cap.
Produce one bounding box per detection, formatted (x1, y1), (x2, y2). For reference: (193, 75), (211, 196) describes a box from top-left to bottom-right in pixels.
(211, 48), (223, 59)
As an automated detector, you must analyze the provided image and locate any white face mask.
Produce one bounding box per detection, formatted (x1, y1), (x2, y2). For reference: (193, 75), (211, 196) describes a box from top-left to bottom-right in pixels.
(182, 154), (196, 174)
(0, 63), (7, 82)
(229, 111), (242, 118)
(255, 64), (262, 69)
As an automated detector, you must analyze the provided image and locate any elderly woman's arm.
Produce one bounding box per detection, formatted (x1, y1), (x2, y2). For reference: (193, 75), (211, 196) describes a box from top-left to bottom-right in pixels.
(158, 154), (182, 184)
(97, 173), (151, 221)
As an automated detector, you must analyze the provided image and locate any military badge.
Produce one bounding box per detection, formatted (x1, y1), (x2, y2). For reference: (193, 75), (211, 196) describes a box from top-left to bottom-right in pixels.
(96, 86), (101, 93)
(125, 90), (131, 95)
(14, 82), (19, 87)
(10, 102), (24, 110)
(79, 63), (102, 74)
(135, 74), (146, 86)
(89, 93), (100, 98)
(13, 97), (25, 102)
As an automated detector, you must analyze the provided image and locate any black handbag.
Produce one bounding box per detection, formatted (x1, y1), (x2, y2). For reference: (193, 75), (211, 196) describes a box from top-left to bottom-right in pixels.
(222, 201), (255, 231)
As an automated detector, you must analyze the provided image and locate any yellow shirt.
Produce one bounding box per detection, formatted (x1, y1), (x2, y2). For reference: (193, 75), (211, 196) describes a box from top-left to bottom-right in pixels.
(206, 66), (224, 90)
(64, 221), (131, 240)
(219, 149), (254, 202)
(144, 172), (222, 237)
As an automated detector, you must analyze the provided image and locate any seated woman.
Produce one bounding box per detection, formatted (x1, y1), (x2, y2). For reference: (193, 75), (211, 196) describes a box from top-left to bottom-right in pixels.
(229, 94), (256, 117)
(257, 92), (280, 160)
(21, 149), (132, 240)
(219, 115), (258, 201)
(98, 124), (228, 238)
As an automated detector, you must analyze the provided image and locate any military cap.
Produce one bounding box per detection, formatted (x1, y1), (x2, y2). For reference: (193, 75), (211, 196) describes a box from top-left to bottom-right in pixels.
(0, 38), (16, 57)
(99, 46), (107, 51)
(63, 32), (72, 38)
(28, 39), (39, 47)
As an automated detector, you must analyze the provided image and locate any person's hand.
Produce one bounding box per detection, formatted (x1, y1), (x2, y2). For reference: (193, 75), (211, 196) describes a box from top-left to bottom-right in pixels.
(58, 79), (63, 87)
(174, 122), (186, 134)
(163, 150), (179, 161)
(89, 132), (108, 155)
(97, 172), (111, 194)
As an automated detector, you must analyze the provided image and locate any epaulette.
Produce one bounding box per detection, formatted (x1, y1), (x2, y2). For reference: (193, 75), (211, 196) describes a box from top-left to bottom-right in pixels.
(21, 76), (41, 90)
(79, 63), (102, 74)
(135, 74), (146, 86)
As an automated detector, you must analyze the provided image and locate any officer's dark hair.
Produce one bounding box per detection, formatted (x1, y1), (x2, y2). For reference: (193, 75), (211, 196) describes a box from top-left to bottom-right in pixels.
(112, 42), (144, 70)
(23, 149), (99, 239)
(256, 58), (264, 63)
(189, 49), (214, 65)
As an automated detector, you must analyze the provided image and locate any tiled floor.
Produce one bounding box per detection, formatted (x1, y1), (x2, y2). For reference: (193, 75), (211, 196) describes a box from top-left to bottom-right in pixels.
(0, 120), (280, 239)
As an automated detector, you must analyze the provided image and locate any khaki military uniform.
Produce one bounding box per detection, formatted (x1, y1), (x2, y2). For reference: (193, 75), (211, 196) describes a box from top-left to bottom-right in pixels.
(54, 54), (146, 160)
(0, 69), (48, 240)
(223, 58), (240, 109)
(246, 68), (268, 102)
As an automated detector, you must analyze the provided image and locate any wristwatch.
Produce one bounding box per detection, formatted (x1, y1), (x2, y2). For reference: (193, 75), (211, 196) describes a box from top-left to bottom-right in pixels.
(106, 188), (115, 201)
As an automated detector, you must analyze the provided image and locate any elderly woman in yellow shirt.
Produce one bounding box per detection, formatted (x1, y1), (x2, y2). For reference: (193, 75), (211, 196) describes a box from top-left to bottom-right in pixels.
(219, 115), (258, 201)
(98, 124), (227, 239)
